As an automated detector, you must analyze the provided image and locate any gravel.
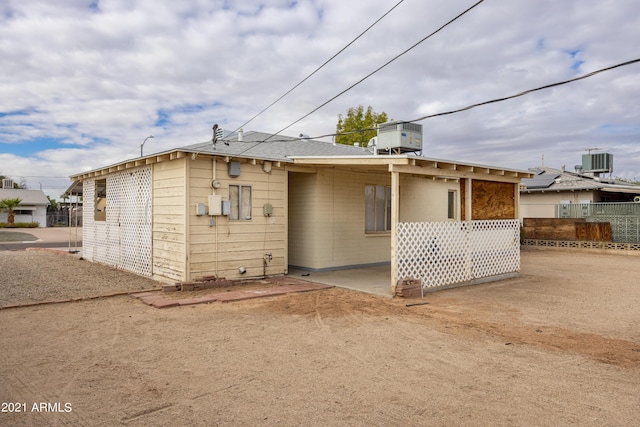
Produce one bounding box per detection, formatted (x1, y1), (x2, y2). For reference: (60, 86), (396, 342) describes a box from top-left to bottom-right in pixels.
(0, 250), (161, 306)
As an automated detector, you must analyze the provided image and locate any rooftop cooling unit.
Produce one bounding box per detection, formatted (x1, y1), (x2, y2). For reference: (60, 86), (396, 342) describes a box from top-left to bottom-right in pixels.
(376, 121), (422, 153)
(2, 179), (13, 189)
(581, 153), (613, 174)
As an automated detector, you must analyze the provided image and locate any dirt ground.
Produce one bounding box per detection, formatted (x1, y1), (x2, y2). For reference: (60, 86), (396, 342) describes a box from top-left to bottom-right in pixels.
(1, 248), (639, 426)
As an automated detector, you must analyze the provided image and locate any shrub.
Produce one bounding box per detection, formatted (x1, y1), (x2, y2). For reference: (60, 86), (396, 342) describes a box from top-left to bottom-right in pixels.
(0, 222), (40, 228)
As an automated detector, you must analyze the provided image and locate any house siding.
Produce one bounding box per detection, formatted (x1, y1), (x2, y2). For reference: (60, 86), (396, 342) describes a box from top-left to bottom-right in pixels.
(520, 191), (594, 219)
(152, 159), (187, 282)
(187, 158), (287, 279)
(399, 175), (460, 221)
(288, 172), (317, 267)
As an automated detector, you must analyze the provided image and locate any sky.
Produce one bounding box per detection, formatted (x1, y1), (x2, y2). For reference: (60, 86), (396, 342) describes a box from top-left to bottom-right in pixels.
(1, 0), (639, 199)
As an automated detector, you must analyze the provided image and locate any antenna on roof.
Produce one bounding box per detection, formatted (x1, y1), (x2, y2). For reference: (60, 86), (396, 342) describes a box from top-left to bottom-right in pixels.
(212, 124), (219, 149)
(584, 147), (601, 154)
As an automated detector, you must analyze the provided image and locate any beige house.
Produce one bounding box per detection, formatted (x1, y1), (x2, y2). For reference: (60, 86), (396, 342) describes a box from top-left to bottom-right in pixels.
(520, 166), (640, 218)
(69, 130), (531, 293)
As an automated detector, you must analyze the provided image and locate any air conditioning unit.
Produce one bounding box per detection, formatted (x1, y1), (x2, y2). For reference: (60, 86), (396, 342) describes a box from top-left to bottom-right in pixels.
(582, 153), (613, 174)
(2, 179), (13, 189)
(376, 121), (422, 153)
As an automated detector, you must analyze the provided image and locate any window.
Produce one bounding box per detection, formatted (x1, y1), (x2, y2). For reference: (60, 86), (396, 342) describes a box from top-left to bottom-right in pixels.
(365, 184), (391, 233)
(448, 190), (456, 219)
(229, 185), (252, 220)
(94, 179), (107, 221)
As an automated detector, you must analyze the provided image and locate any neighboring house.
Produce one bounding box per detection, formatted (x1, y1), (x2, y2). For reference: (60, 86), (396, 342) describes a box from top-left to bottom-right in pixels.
(68, 129), (531, 293)
(520, 166), (640, 218)
(0, 188), (50, 226)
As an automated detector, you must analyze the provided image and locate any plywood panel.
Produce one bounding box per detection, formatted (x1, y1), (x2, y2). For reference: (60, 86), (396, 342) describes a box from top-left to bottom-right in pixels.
(575, 222), (612, 241)
(522, 218), (585, 240)
(472, 180), (515, 220)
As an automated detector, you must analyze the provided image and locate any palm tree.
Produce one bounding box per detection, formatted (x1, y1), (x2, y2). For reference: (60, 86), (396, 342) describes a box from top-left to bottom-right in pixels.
(0, 198), (22, 224)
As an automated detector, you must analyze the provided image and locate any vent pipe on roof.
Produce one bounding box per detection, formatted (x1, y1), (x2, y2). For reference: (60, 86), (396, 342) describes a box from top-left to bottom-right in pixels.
(238, 129), (243, 142)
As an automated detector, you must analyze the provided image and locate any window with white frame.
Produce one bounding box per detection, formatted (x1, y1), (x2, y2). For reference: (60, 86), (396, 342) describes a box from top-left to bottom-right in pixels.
(229, 185), (252, 220)
(448, 190), (456, 219)
(94, 178), (107, 221)
(365, 184), (391, 233)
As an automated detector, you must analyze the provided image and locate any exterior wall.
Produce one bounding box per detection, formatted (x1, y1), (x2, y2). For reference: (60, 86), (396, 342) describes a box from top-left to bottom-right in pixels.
(288, 168), (390, 271)
(399, 175), (459, 221)
(152, 158), (187, 282)
(288, 172), (317, 267)
(2, 206), (47, 226)
(187, 157), (287, 280)
(520, 191), (594, 219)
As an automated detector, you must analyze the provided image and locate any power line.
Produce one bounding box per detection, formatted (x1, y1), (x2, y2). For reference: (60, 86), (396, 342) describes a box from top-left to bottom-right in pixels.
(263, 0), (486, 142)
(409, 57), (640, 122)
(225, 0), (406, 137)
(300, 57), (640, 141)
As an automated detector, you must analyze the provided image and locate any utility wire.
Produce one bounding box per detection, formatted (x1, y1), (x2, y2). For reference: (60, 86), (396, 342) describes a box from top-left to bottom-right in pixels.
(263, 0), (486, 142)
(291, 57), (640, 142)
(225, 0), (406, 137)
(409, 57), (640, 122)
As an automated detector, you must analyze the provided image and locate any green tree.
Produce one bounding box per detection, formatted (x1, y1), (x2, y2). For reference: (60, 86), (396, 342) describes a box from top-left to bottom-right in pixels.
(0, 198), (23, 224)
(48, 196), (59, 210)
(335, 105), (389, 146)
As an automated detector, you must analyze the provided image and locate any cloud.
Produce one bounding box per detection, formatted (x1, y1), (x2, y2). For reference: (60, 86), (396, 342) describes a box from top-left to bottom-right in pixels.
(1, 0), (640, 197)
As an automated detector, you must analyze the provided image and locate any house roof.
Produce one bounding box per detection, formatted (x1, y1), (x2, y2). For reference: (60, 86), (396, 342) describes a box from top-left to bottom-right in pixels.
(182, 131), (372, 161)
(0, 189), (50, 205)
(69, 130), (532, 182)
(521, 166), (640, 194)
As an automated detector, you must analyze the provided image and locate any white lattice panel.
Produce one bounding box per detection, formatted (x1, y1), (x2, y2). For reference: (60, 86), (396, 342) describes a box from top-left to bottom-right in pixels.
(82, 179), (96, 261)
(83, 167), (152, 276)
(396, 220), (520, 290)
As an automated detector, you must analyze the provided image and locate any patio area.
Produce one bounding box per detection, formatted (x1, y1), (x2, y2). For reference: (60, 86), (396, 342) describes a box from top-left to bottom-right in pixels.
(288, 264), (393, 297)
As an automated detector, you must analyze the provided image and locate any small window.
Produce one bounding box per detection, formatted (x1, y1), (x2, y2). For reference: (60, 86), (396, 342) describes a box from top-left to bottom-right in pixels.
(448, 190), (456, 219)
(229, 185), (252, 220)
(94, 179), (107, 221)
(365, 184), (391, 233)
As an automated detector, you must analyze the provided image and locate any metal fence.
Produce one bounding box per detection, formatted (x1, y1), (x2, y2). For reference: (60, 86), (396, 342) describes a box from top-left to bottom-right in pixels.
(555, 202), (640, 243)
(46, 208), (83, 227)
(395, 220), (520, 292)
(557, 202), (640, 218)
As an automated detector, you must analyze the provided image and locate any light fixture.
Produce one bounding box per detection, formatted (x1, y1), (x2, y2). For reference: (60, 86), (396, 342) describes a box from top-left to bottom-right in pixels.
(141, 135), (154, 157)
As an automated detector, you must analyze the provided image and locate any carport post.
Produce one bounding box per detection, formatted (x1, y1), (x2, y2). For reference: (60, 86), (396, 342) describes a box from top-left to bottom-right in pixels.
(390, 170), (400, 294)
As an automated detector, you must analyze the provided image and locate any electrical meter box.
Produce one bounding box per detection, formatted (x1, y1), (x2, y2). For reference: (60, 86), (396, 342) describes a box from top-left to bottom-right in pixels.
(196, 203), (207, 216)
(221, 200), (231, 216)
(208, 195), (222, 216)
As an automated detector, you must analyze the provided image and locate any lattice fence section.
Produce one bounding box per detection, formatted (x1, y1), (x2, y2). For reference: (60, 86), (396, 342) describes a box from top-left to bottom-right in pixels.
(588, 216), (640, 243)
(111, 167), (152, 276)
(396, 220), (520, 290)
(82, 168), (152, 276)
(82, 179), (96, 261)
